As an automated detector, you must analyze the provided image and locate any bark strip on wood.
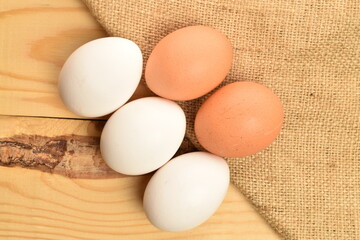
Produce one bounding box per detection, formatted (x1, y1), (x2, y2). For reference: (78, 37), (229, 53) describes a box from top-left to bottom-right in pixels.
(0, 134), (197, 178)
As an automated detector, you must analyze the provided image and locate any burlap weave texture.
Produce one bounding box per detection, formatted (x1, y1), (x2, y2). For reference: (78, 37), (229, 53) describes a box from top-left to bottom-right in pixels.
(82, 0), (360, 239)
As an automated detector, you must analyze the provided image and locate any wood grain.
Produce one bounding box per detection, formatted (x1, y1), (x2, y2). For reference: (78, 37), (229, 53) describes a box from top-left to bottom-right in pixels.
(0, 166), (279, 240)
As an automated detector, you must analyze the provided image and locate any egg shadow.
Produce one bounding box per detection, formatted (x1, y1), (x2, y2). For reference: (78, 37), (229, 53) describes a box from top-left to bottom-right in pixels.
(134, 173), (154, 209)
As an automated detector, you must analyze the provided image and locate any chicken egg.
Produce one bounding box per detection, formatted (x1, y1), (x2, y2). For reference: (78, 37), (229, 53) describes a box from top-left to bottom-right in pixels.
(195, 81), (284, 157)
(100, 97), (186, 175)
(59, 37), (142, 117)
(145, 26), (232, 100)
(143, 152), (229, 232)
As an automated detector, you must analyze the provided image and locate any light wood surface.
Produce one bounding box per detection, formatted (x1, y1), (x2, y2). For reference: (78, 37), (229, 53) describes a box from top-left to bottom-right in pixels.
(0, 167), (275, 240)
(0, 0), (280, 239)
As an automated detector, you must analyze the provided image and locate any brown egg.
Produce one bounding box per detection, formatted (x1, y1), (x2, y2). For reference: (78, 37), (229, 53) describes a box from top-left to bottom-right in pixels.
(195, 82), (284, 158)
(145, 26), (232, 101)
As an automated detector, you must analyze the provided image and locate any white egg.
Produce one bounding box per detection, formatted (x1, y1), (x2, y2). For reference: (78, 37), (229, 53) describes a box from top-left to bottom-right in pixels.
(100, 97), (186, 175)
(143, 152), (230, 232)
(58, 37), (142, 117)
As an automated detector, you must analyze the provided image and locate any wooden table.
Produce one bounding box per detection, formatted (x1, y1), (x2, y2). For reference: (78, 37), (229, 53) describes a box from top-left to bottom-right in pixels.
(0, 0), (280, 239)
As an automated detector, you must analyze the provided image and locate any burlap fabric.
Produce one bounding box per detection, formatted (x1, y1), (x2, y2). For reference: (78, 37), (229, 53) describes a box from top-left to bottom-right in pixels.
(82, 0), (360, 239)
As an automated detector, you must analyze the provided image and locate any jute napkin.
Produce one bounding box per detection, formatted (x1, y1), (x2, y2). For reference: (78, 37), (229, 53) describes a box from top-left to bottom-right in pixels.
(82, 0), (360, 239)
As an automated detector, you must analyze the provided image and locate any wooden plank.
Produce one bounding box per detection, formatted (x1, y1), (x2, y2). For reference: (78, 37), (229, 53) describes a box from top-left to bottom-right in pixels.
(0, 0), (152, 119)
(0, 167), (278, 240)
(0, 116), (280, 239)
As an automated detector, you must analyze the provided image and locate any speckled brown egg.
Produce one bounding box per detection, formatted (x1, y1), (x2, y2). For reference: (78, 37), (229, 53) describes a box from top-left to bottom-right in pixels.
(195, 81), (284, 158)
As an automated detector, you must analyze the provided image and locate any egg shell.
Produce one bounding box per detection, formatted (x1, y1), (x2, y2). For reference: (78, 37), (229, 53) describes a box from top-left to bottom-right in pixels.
(195, 81), (284, 157)
(145, 25), (232, 100)
(143, 152), (230, 232)
(58, 37), (142, 117)
(100, 97), (186, 175)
